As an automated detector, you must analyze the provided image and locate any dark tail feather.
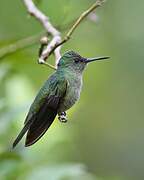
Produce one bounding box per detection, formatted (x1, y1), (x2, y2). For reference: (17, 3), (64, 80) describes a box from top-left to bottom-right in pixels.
(12, 121), (32, 148)
(25, 104), (57, 147)
(13, 96), (59, 148)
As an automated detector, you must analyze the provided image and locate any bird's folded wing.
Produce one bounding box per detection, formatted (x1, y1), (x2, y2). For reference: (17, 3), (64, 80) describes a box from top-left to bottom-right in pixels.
(13, 76), (67, 148)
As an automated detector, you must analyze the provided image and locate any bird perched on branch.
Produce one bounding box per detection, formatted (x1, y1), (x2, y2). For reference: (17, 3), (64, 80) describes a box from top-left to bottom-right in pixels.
(13, 50), (109, 148)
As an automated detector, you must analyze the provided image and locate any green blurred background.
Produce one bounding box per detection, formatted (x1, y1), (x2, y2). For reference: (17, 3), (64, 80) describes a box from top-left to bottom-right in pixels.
(0, 0), (144, 179)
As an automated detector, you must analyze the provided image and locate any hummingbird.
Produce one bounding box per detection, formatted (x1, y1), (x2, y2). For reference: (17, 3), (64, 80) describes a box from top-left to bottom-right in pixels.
(13, 51), (109, 148)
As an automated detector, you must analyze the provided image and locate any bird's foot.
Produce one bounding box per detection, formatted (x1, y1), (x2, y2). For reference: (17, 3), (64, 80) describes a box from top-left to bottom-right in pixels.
(58, 112), (68, 123)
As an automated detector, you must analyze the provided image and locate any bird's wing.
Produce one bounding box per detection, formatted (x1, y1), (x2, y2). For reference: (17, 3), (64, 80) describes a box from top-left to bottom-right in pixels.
(13, 76), (67, 148)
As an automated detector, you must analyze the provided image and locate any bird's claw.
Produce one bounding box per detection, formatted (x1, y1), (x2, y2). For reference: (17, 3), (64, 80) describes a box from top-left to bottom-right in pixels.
(58, 112), (68, 123)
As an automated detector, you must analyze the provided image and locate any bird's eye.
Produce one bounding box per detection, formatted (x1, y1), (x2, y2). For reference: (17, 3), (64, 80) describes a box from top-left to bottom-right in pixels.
(74, 59), (79, 63)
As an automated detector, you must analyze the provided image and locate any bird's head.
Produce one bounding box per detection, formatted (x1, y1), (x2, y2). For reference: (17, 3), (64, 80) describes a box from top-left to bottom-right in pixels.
(57, 50), (109, 73)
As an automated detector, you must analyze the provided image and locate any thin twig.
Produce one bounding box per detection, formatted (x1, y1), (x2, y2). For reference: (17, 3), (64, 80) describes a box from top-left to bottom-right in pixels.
(41, 62), (56, 70)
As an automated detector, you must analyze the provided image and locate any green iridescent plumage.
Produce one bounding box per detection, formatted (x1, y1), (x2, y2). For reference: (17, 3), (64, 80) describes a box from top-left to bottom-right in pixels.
(13, 50), (109, 148)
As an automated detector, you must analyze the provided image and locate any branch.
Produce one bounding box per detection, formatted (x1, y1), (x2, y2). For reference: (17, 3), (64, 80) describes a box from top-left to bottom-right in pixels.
(0, 0), (106, 70)
(23, 0), (106, 69)
(0, 21), (75, 61)
(23, 0), (62, 68)
(0, 32), (43, 60)
(44, 0), (106, 60)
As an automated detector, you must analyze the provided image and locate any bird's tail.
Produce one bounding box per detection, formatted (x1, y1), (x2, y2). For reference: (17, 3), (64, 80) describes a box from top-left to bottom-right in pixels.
(12, 121), (32, 148)
(25, 106), (57, 147)
(13, 100), (57, 148)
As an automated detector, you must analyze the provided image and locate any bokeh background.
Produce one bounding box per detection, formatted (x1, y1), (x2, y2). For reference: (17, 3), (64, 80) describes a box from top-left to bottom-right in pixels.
(0, 0), (144, 179)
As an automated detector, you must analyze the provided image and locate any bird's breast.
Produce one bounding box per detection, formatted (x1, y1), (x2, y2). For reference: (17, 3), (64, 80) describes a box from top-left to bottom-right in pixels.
(58, 74), (82, 112)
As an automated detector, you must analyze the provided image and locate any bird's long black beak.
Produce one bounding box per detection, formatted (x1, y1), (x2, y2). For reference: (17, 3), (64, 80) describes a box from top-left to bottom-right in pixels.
(85, 56), (110, 63)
